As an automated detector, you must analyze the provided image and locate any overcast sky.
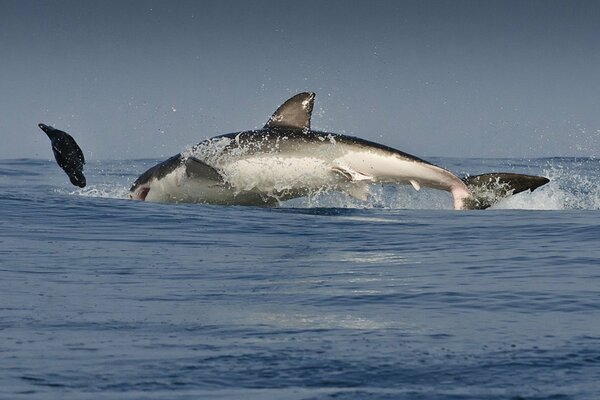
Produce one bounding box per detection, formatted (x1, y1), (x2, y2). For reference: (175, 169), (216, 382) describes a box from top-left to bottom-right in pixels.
(2, 0), (599, 160)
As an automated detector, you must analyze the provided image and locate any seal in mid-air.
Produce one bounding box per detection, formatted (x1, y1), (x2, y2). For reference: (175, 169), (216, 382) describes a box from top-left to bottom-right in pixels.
(39, 123), (86, 188)
(129, 92), (549, 209)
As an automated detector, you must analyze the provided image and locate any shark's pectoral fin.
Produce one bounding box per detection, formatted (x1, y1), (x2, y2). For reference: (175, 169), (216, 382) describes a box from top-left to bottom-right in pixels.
(184, 157), (224, 182)
(331, 166), (373, 182)
(264, 92), (315, 130)
(409, 179), (421, 191)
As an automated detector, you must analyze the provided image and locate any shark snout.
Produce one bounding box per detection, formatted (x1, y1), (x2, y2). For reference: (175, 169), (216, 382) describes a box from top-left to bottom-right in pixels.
(130, 185), (150, 201)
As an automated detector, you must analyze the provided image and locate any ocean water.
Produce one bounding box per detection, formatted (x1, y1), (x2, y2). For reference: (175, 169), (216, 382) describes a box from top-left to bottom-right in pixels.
(1, 157), (599, 400)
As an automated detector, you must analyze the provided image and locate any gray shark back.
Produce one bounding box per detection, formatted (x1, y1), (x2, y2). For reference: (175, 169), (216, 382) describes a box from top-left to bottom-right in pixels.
(209, 128), (432, 165)
(204, 91), (430, 164)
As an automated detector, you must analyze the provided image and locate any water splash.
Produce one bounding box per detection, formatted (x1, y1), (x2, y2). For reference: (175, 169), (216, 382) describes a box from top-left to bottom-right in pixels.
(61, 184), (130, 200)
(485, 158), (600, 210)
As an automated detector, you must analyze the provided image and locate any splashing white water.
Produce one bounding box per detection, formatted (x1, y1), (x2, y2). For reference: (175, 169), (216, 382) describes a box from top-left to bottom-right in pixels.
(485, 160), (600, 210)
(62, 184), (130, 200)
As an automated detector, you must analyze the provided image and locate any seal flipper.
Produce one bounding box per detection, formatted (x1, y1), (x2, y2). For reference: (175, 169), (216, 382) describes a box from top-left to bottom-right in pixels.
(184, 157), (224, 181)
(66, 169), (86, 187)
(264, 92), (315, 130)
(38, 123), (87, 188)
(462, 172), (550, 209)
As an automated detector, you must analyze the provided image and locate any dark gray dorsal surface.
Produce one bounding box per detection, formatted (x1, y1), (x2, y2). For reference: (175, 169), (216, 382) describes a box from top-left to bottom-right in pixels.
(264, 92), (315, 130)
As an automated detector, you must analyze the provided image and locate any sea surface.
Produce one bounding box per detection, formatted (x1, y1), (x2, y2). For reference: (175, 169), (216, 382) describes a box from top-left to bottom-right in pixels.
(1, 157), (599, 400)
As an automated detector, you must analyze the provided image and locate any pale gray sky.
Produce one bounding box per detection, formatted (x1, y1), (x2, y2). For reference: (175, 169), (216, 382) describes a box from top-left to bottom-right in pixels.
(2, 0), (599, 160)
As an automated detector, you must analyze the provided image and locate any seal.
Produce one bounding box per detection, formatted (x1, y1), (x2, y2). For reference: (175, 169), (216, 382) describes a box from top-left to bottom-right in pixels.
(39, 123), (86, 188)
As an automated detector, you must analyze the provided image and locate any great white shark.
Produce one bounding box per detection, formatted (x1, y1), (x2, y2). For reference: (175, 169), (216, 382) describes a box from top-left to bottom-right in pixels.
(129, 92), (549, 209)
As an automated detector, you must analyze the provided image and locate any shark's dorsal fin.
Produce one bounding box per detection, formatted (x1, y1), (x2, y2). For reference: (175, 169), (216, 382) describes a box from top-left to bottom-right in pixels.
(184, 157), (224, 182)
(264, 92), (315, 130)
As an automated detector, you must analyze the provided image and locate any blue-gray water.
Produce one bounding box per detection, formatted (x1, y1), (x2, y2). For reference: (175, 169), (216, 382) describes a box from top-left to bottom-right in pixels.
(1, 157), (599, 399)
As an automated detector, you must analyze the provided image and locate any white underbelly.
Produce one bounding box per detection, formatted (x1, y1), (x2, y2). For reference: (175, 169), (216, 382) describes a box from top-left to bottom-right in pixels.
(218, 156), (339, 193)
(338, 150), (460, 191)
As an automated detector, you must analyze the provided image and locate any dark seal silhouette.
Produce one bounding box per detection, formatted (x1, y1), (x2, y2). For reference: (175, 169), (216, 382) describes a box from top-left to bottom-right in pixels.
(38, 123), (86, 188)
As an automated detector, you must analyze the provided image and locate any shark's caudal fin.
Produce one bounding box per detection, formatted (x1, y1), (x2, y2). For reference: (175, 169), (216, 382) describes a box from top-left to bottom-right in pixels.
(460, 173), (550, 210)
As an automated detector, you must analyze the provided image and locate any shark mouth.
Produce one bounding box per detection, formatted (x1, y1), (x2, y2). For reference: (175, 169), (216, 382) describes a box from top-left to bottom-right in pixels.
(130, 186), (150, 201)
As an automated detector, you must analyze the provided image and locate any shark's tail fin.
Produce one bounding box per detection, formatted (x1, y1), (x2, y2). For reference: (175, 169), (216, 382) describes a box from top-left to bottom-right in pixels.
(460, 173), (549, 210)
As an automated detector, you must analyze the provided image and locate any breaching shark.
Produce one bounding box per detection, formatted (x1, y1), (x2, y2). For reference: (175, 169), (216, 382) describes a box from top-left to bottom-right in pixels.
(128, 92), (549, 209)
